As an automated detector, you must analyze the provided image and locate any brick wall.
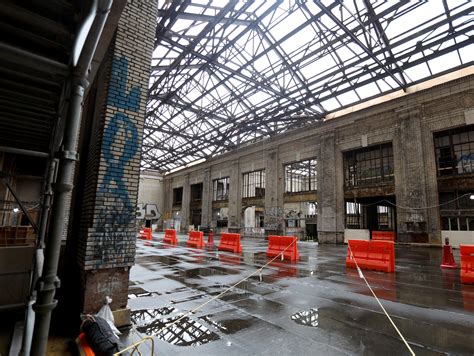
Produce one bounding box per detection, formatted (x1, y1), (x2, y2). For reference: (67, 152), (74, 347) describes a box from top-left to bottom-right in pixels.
(76, 0), (157, 313)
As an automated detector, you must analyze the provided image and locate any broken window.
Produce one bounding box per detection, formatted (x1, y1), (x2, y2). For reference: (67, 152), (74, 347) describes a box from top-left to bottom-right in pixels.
(439, 190), (474, 231)
(212, 177), (229, 201)
(434, 125), (474, 176)
(284, 159), (317, 193)
(344, 143), (394, 188)
(345, 202), (363, 229)
(242, 170), (265, 198)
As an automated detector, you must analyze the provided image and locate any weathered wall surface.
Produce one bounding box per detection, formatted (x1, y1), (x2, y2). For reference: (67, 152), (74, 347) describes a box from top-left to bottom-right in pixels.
(137, 170), (164, 224)
(164, 74), (474, 244)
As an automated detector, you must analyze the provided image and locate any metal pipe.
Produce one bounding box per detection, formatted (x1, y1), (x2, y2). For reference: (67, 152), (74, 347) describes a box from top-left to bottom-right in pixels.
(0, 146), (49, 158)
(19, 159), (56, 355)
(30, 0), (113, 354)
(37, 159), (57, 247)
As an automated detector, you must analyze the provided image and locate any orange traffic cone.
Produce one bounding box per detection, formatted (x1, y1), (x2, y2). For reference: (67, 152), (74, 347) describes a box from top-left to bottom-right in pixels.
(207, 230), (214, 247)
(440, 237), (457, 269)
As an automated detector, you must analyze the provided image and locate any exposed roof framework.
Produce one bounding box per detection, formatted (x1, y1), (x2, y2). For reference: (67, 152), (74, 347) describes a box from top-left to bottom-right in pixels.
(144, 0), (473, 173)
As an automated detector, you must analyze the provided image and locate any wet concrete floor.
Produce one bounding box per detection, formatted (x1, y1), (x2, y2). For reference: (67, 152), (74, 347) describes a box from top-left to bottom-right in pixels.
(125, 233), (474, 355)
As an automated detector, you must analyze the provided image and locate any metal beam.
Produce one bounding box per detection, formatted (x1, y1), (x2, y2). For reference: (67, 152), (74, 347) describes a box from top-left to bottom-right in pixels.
(0, 42), (69, 77)
(157, 9), (252, 26)
(314, 0), (406, 89)
(0, 146), (49, 158)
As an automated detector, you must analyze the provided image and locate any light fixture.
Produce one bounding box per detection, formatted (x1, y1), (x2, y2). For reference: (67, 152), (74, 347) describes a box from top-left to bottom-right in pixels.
(470, 194), (474, 200)
(13, 208), (20, 213)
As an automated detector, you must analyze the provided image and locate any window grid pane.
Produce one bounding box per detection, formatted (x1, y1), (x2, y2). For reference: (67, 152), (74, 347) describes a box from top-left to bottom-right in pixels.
(242, 170), (265, 198)
(212, 177), (230, 201)
(434, 125), (474, 176)
(344, 143), (394, 188)
(284, 159), (317, 193)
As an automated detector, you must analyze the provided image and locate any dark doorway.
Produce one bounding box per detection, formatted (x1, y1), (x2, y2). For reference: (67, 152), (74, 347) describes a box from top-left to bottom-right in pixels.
(345, 196), (396, 234)
(306, 223), (317, 241)
(190, 209), (202, 228)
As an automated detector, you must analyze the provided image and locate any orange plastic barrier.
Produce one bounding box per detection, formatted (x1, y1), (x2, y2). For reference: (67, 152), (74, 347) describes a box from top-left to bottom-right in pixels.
(218, 233), (242, 253)
(164, 229), (178, 244)
(266, 235), (299, 261)
(76, 333), (94, 356)
(460, 245), (474, 284)
(372, 231), (396, 241)
(346, 240), (395, 273)
(187, 231), (205, 248)
(139, 227), (152, 240)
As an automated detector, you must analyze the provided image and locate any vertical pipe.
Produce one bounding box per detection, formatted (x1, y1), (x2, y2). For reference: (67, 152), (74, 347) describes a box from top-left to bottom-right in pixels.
(19, 158), (56, 355)
(30, 1), (112, 353)
(38, 159), (57, 247)
(30, 75), (86, 356)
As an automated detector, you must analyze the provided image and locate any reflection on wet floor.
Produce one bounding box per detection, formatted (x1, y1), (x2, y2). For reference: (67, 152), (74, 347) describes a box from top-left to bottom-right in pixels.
(128, 291), (160, 299)
(135, 314), (220, 346)
(200, 315), (253, 334)
(128, 235), (474, 355)
(131, 307), (175, 325)
(291, 308), (319, 327)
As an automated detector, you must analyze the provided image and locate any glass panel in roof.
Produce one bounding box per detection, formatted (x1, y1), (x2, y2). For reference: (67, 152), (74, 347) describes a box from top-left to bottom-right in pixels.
(145, 0), (473, 172)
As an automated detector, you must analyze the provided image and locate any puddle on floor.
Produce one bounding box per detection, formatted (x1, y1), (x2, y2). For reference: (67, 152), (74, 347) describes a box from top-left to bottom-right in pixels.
(183, 266), (241, 278)
(131, 307), (175, 325)
(291, 308), (319, 327)
(128, 287), (162, 299)
(128, 291), (160, 299)
(136, 314), (220, 346)
(168, 293), (207, 305)
(137, 254), (180, 266)
(201, 315), (253, 335)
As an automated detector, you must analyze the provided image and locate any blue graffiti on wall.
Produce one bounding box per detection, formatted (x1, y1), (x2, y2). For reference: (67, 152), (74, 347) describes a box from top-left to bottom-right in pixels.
(100, 57), (140, 213)
(101, 113), (138, 208)
(457, 153), (474, 173)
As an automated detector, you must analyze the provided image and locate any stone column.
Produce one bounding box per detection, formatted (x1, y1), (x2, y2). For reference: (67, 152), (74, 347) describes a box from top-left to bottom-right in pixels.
(264, 148), (283, 235)
(181, 174), (190, 231)
(394, 107), (431, 242)
(228, 160), (241, 230)
(318, 135), (344, 243)
(74, 1), (158, 318)
(420, 109), (442, 244)
(201, 168), (212, 228)
(163, 178), (173, 224)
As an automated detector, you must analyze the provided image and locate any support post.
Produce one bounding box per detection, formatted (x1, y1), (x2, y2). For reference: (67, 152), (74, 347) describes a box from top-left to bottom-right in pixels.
(30, 0), (112, 353)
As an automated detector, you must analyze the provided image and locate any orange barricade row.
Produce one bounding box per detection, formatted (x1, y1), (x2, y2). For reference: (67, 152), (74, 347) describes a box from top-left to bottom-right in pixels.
(218, 233), (242, 253)
(346, 240), (395, 273)
(266, 235), (299, 262)
(139, 227), (152, 240)
(372, 231), (395, 241)
(187, 231), (205, 249)
(163, 229), (178, 245)
(460, 244), (474, 284)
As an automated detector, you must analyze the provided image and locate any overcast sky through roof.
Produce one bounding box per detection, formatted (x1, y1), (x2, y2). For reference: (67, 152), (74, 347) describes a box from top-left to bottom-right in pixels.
(143, 0), (473, 173)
